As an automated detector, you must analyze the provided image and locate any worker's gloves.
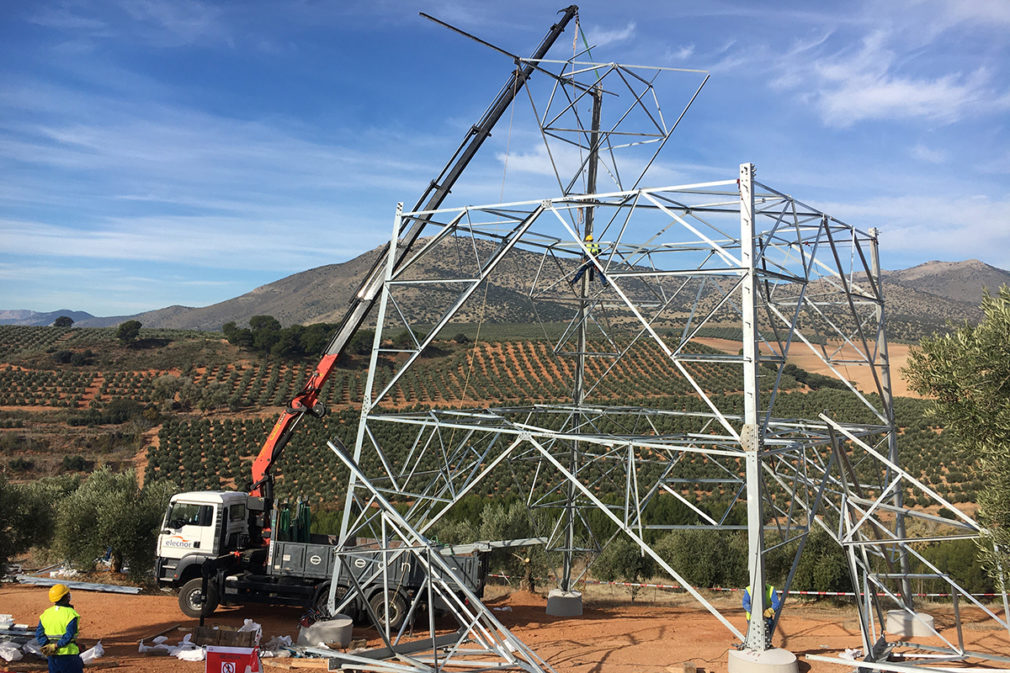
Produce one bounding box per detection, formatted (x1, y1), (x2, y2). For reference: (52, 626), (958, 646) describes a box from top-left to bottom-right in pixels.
(41, 643), (59, 656)
(763, 608), (775, 619)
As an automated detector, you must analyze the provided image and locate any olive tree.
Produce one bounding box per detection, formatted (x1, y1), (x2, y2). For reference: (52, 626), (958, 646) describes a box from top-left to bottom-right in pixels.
(0, 475), (77, 574)
(0, 475), (51, 573)
(478, 500), (550, 591)
(904, 287), (1010, 588)
(593, 536), (656, 600)
(116, 319), (142, 344)
(53, 467), (176, 581)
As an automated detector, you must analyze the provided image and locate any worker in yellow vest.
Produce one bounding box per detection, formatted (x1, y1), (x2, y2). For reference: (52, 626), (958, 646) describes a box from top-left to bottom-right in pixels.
(743, 583), (782, 620)
(743, 583), (782, 647)
(571, 233), (608, 286)
(35, 583), (83, 673)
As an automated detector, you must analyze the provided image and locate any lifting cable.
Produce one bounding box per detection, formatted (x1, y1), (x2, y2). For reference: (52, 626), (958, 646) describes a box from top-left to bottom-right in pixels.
(456, 53), (520, 411)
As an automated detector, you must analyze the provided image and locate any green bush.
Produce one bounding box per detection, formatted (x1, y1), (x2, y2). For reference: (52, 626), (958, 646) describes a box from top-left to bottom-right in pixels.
(61, 455), (94, 472)
(918, 539), (995, 595)
(787, 527), (852, 593)
(0, 474), (64, 573)
(52, 468), (176, 581)
(653, 530), (746, 589)
(9, 457), (35, 472)
(593, 536), (656, 599)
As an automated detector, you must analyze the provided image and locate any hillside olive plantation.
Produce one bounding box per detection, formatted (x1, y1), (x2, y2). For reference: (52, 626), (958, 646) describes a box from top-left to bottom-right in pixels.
(0, 323), (973, 506)
(0, 320), (998, 595)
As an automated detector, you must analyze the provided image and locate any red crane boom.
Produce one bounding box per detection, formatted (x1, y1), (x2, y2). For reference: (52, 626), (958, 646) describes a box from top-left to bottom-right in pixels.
(249, 6), (580, 509)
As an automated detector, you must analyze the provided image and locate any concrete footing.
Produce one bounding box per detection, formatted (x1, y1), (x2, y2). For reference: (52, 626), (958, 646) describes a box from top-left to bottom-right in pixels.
(545, 589), (583, 617)
(885, 609), (935, 638)
(297, 614), (353, 648)
(727, 648), (798, 673)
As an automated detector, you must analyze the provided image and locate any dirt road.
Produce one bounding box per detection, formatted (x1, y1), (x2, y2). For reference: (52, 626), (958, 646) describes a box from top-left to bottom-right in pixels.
(1, 584), (1006, 673)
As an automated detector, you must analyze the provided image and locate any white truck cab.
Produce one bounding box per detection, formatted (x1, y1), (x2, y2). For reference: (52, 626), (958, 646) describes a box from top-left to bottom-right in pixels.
(155, 491), (264, 587)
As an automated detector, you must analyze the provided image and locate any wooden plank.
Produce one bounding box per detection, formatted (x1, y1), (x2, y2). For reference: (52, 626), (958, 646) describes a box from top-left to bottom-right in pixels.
(137, 623), (182, 643)
(262, 658), (330, 669)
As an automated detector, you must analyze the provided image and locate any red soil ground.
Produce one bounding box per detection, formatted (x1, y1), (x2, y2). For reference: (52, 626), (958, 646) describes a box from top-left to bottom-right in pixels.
(1, 584), (1006, 673)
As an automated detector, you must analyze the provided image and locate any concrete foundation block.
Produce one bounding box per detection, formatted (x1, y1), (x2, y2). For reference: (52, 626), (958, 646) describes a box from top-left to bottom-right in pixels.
(728, 648), (798, 673)
(885, 609), (935, 638)
(545, 589), (583, 617)
(297, 615), (353, 648)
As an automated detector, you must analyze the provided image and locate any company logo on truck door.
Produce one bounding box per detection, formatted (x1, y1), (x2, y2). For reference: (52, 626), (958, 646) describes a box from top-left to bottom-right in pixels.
(163, 535), (196, 549)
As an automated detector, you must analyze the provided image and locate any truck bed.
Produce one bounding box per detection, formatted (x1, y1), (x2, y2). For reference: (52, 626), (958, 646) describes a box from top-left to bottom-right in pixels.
(267, 539), (487, 596)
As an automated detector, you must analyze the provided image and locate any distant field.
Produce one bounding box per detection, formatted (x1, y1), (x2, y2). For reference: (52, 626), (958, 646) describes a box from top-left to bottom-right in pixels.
(695, 338), (920, 398)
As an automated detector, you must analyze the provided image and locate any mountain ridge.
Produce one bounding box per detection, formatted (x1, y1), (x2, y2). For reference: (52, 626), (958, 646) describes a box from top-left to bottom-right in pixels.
(4, 255), (1008, 335)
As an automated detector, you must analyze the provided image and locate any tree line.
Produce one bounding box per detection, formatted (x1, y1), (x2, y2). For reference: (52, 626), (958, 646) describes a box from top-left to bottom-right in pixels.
(0, 468), (175, 581)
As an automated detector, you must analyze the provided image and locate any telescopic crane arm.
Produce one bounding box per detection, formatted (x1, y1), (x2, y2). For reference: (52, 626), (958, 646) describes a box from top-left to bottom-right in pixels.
(250, 6), (580, 504)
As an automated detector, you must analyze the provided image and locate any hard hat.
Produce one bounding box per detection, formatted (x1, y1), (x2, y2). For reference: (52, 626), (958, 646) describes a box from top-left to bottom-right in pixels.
(49, 584), (70, 603)
(585, 233), (593, 241)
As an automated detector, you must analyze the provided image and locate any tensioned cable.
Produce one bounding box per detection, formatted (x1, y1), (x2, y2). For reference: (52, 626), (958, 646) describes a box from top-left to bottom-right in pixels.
(499, 65), (519, 201)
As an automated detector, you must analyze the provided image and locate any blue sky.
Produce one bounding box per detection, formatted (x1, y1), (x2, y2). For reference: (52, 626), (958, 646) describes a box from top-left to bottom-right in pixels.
(2, 0), (1009, 316)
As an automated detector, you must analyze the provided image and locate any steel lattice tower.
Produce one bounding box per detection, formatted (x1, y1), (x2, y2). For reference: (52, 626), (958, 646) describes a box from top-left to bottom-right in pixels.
(316, 33), (1009, 673)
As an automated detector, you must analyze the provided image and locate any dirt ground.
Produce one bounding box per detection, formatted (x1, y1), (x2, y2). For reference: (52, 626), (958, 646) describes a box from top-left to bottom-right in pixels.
(2, 584), (1007, 673)
(695, 338), (919, 398)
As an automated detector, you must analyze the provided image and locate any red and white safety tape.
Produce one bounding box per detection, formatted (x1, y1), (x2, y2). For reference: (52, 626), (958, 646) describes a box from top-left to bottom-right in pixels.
(487, 573), (1002, 598)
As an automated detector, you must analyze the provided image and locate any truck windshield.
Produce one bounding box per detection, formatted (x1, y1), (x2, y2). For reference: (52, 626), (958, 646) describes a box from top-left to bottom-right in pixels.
(166, 502), (213, 529)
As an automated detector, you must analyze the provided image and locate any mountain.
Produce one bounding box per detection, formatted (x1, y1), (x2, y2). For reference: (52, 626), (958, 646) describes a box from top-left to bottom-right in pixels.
(884, 259), (1010, 307)
(0, 309), (96, 326)
(5, 256), (1007, 336)
(111, 250), (383, 331)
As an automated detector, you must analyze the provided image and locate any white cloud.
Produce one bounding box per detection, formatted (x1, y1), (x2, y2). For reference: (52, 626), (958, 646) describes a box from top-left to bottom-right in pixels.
(28, 6), (110, 33)
(669, 44), (695, 61)
(0, 215), (362, 271)
(761, 25), (1010, 127)
(816, 193), (1010, 269)
(910, 143), (945, 164)
(119, 0), (224, 42)
(582, 21), (636, 49)
(931, 0), (1010, 30)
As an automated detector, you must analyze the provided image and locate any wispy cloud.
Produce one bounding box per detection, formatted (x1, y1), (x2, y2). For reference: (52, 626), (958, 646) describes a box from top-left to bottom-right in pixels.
(809, 31), (1001, 127)
(668, 44), (695, 61)
(819, 193), (1010, 269)
(931, 0), (1010, 31)
(118, 0), (228, 47)
(583, 21), (636, 49)
(28, 6), (110, 33)
(910, 143), (945, 164)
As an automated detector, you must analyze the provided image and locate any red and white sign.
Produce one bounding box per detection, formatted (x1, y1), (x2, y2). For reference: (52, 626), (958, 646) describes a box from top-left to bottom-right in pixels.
(205, 645), (261, 673)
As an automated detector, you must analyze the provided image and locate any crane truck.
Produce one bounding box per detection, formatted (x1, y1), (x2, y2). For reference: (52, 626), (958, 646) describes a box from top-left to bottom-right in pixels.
(153, 6), (579, 627)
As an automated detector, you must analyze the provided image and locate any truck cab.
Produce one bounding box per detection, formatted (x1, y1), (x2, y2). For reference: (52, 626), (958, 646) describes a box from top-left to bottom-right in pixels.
(155, 491), (262, 587)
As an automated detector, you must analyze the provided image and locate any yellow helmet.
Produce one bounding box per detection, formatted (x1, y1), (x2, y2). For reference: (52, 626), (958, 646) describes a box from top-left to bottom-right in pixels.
(48, 584), (70, 603)
(585, 233), (594, 241)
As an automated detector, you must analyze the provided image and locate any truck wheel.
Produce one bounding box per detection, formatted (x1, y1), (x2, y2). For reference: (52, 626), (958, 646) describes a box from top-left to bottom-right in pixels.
(314, 584), (351, 619)
(368, 591), (407, 631)
(179, 578), (218, 618)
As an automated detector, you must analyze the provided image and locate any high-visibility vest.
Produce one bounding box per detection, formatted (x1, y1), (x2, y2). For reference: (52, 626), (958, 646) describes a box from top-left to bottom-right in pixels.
(743, 584), (777, 620)
(40, 605), (80, 655)
(586, 241), (601, 256)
